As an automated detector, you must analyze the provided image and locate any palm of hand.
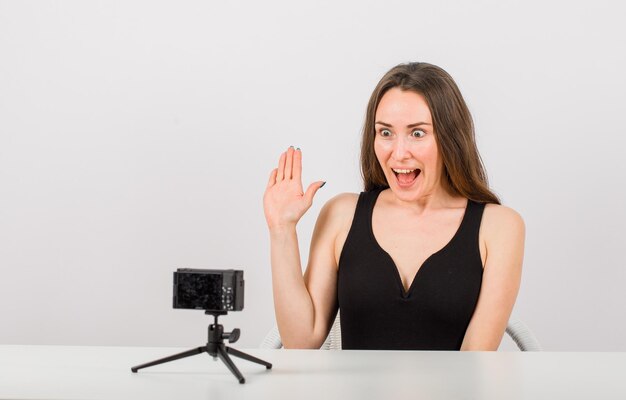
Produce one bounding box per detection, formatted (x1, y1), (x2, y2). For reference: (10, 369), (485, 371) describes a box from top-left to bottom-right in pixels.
(263, 147), (324, 230)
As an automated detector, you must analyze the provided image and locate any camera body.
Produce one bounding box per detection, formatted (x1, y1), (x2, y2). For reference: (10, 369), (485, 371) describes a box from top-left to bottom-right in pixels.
(173, 268), (244, 312)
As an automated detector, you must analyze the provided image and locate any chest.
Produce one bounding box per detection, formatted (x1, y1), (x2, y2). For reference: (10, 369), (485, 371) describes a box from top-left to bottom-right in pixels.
(371, 206), (466, 291)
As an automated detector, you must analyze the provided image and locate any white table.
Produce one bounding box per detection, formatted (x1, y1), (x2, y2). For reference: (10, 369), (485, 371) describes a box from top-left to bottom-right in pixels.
(1, 345), (625, 399)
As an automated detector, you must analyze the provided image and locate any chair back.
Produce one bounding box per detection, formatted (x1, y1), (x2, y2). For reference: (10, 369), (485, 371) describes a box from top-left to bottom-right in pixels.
(505, 317), (542, 351)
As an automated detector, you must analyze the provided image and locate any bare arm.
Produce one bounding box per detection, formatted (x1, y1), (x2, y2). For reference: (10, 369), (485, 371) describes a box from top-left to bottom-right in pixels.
(460, 204), (525, 351)
(263, 147), (340, 348)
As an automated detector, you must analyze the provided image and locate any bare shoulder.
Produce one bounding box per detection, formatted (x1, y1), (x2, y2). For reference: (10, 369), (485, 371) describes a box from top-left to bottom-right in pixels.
(482, 203), (525, 243)
(318, 192), (359, 228)
(324, 192), (359, 213)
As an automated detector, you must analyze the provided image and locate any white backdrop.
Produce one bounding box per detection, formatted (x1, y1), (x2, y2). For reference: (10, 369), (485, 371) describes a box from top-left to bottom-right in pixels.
(1, 0), (624, 351)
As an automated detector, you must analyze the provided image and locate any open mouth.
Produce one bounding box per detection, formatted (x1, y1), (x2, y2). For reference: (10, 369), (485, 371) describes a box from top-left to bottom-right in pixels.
(392, 168), (421, 186)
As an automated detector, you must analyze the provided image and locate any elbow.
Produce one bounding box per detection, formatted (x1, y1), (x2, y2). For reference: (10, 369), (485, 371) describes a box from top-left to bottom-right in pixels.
(281, 333), (324, 349)
(460, 343), (499, 351)
(460, 336), (503, 351)
(282, 339), (321, 349)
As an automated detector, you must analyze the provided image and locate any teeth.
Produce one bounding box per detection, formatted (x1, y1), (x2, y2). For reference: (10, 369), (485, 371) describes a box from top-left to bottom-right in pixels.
(392, 168), (416, 174)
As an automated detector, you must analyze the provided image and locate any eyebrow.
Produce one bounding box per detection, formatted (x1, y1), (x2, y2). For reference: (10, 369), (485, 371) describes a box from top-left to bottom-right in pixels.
(375, 121), (432, 128)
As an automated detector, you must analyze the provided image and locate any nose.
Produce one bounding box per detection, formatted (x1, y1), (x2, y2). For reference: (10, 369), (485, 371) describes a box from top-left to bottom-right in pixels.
(392, 136), (411, 161)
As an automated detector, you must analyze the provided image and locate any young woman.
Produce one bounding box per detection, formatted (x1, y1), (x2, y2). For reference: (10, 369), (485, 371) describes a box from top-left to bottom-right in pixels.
(263, 62), (525, 350)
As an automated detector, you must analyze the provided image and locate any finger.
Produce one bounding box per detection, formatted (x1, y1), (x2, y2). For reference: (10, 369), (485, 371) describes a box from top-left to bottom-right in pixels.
(293, 148), (302, 182)
(276, 152), (286, 181)
(285, 146), (294, 180)
(303, 181), (326, 206)
(266, 168), (278, 189)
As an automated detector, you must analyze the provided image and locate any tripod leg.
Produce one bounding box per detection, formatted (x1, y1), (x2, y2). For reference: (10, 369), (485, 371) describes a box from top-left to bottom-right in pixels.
(131, 346), (206, 372)
(216, 345), (246, 384)
(226, 347), (273, 369)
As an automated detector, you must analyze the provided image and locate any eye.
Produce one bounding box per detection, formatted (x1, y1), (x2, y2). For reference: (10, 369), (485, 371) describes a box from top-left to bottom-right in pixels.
(411, 129), (426, 138)
(379, 129), (392, 137)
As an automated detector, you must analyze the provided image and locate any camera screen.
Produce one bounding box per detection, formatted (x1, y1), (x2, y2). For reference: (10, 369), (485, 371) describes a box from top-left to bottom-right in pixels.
(175, 273), (223, 310)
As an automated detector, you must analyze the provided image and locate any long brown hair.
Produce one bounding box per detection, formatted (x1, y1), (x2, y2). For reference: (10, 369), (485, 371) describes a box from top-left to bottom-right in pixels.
(360, 62), (500, 204)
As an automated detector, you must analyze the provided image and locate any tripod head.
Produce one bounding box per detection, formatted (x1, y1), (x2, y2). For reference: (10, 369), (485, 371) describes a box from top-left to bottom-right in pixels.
(205, 310), (240, 344)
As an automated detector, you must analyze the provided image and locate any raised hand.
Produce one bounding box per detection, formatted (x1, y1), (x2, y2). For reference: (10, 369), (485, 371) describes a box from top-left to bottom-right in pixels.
(263, 147), (325, 231)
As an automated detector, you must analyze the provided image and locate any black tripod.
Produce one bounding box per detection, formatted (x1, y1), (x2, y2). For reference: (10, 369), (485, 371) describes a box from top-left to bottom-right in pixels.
(131, 311), (272, 384)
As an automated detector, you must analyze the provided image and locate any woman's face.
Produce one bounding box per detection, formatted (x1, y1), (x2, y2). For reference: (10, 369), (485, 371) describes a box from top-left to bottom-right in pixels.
(374, 87), (443, 203)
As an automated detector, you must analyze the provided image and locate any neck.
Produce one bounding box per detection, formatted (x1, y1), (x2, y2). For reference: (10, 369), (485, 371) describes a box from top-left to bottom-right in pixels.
(382, 186), (465, 216)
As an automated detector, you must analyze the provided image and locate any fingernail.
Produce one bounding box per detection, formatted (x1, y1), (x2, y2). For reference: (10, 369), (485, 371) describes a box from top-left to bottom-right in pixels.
(320, 181), (326, 188)
(289, 145), (294, 149)
(296, 147), (301, 151)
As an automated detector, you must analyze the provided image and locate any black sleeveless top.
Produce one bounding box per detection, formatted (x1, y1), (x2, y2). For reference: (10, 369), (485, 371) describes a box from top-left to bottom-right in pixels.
(337, 189), (485, 350)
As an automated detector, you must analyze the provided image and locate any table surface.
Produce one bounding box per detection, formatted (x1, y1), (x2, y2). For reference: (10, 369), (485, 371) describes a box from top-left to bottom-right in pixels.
(1, 345), (625, 400)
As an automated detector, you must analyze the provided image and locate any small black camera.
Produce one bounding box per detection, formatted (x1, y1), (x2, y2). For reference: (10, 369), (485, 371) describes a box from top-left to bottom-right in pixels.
(173, 268), (244, 312)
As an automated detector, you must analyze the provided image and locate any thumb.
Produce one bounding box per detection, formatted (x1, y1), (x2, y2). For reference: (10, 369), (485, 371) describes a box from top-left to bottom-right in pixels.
(303, 181), (326, 205)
